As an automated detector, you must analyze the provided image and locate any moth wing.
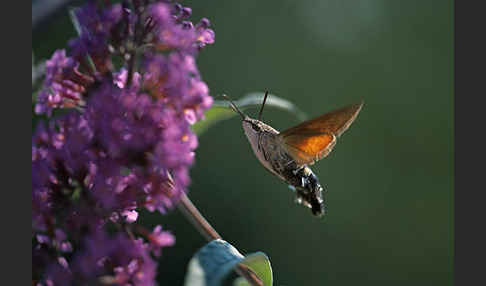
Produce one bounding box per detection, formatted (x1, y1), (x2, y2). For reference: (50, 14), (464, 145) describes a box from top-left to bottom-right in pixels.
(278, 131), (336, 166)
(280, 101), (363, 138)
(278, 101), (362, 166)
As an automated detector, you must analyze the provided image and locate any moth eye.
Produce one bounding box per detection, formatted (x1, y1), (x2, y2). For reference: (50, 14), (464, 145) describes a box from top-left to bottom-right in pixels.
(251, 124), (259, 131)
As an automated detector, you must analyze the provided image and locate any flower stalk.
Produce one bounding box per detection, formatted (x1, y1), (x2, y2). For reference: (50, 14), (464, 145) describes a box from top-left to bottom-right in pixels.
(177, 193), (221, 241)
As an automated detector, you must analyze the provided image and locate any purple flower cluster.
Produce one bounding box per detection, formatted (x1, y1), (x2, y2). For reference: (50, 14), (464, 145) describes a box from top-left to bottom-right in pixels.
(33, 1), (214, 285)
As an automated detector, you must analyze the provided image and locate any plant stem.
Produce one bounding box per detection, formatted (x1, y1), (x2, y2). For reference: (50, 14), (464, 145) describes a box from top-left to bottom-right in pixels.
(178, 193), (221, 240)
(178, 194), (264, 286)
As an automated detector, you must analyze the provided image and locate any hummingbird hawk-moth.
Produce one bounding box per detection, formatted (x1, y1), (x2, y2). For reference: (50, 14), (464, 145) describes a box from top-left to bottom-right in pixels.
(224, 92), (363, 217)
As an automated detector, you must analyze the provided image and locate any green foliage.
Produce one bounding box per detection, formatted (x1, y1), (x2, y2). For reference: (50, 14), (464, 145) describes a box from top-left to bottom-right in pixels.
(192, 106), (236, 136)
(232, 252), (273, 286)
(184, 239), (273, 286)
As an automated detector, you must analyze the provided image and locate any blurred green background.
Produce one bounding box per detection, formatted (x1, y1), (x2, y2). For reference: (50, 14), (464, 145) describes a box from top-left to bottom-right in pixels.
(33, 0), (453, 285)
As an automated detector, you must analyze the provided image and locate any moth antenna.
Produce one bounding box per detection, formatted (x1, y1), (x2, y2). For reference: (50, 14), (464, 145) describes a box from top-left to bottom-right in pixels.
(221, 94), (246, 119)
(258, 90), (269, 121)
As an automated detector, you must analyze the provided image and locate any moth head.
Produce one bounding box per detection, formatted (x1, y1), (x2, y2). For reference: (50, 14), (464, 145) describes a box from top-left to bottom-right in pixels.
(241, 118), (267, 146)
(242, 118), (264, 132)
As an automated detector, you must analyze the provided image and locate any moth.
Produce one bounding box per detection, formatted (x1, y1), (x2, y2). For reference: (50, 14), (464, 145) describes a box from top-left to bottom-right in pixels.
(224, 92), (363, 217)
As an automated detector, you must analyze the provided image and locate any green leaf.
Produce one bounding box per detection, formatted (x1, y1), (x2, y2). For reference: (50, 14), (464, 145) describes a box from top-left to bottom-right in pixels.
(191, 106), (236, 135)
(235, 252), (273, 286)
(184, 239), (273, 286)
(68, 7), (83, 36)
(192, 92), (308, 135)
(232, 278), (249, 286)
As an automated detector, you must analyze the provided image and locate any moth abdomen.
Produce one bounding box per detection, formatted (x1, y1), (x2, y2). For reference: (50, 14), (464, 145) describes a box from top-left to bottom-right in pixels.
(282, 165), (325, 217)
